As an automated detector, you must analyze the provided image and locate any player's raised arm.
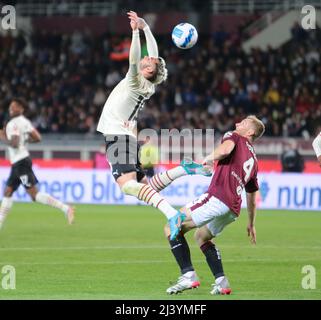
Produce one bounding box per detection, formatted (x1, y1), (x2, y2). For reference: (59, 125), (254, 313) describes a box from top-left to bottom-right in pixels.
(127, 11), (141, 76)
(312, 133), (321, 166)
(128, 11), (158, 58)
(143, 24), (158, 57)
(202, 140), (236, 166)
(246, 191), (257, 245)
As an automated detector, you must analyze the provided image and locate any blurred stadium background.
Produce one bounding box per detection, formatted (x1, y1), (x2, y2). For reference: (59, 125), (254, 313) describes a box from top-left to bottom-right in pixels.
(1, 0), (321, 164)
(1, 0), (321, 207)
(0, 0), (321, 299)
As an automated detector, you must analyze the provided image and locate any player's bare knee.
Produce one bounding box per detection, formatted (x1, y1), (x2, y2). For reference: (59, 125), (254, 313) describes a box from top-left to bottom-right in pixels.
(140, 177), (148, 185)
(180, 211), (196, 234)
(117, 178), (129, 190)
(118, 172), (137, 190)
(181, 222), (193, 235)
(194, 228), (212, 247)
(27, 188), (38, 201)
(4, 189), (13, 198)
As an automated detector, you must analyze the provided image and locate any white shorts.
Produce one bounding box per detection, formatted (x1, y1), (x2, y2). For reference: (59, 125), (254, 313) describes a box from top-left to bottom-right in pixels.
(185, 193), (237, 237)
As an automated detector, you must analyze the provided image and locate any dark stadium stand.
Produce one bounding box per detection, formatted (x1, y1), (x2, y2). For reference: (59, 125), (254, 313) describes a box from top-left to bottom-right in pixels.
(0, 21), (320, 138)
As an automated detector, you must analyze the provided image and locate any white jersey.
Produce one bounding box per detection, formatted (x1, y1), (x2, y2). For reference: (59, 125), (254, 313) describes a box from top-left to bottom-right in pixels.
(97, 27), (159, 138)
(312, 132), (321, 158)
(5, 115), (34, 164)
(97, 69), (155, 137)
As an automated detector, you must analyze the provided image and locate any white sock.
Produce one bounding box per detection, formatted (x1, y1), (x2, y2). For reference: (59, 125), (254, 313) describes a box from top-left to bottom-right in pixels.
(0, 197), (13, 225)
(122, 180), (177, 219)
(149, 166), (187, 192)
(35, 192), (69, 214)
(184, 271), (196, 278)
(215, 276), (225, 285)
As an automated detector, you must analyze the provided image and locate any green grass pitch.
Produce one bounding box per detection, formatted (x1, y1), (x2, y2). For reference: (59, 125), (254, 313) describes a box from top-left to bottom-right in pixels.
(0, 203), (320, 300)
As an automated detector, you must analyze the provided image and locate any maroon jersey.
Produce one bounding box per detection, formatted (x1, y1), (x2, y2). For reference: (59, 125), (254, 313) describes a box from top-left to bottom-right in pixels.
(208, 131), (259, 216)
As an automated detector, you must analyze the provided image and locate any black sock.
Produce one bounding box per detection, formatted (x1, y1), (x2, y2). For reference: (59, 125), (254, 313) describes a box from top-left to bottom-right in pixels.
(200, 241), (224, 279)
(169, 234), (194, 274)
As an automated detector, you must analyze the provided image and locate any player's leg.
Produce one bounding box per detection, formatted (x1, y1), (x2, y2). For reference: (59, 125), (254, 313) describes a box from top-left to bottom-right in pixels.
(0, 165), (21, 229)
(195, 227), (231, 295)
(164, 209), (200, 294)
(0, 186), (15, 229)
(107, 135), (183, 239)
(118, 172), (183, 239)
(148, 158), (212, 193)
(27, 186), (75, 224)
(118, 171), (178, 217)
(19, 159), (75, 224)
(195, 207), (237, 295)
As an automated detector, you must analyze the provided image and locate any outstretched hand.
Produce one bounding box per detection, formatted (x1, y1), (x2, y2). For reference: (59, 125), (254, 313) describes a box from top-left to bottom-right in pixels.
(127, 11), (138, 30)
(127, 11), (147, 30)
(247, 224), (256, 245)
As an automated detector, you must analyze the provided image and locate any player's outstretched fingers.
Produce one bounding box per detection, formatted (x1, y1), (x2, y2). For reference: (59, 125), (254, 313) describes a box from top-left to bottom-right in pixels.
(128, 12), (139, 23)
(127, 11), (137, 18)
(129, 10), (138, 17)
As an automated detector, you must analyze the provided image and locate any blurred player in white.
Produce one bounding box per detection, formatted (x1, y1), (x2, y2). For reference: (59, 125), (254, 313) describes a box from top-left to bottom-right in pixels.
(0, 98), (75, 230)
(312, 130), (321, 166)
(97, 11), (209, 240)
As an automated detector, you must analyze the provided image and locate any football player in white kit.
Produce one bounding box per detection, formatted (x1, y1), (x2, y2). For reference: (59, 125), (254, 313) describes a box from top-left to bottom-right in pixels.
(0, 98), (75, 230)
(312, 130), (321, 166)
(97, 11), (210, 240)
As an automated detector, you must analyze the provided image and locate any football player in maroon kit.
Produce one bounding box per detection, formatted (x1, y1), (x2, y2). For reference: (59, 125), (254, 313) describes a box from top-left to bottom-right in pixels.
(164, 115), (265, 295)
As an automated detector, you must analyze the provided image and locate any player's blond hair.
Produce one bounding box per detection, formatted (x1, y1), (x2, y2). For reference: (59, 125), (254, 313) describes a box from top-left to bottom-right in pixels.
(152, 57), (168, 84)
(247, 115), (265, 140)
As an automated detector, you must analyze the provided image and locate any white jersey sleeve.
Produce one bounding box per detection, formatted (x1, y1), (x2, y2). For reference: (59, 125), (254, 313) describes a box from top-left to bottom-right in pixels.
(6, 121), (20, 138)
(312, 133), (321, 158)
(143, 25), (158, 58)
(127, 30), (141, 89)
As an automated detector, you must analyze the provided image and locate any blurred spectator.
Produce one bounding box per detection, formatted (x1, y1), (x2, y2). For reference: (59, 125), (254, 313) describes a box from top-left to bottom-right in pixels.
(0, 26), (321, 138)
(110, 37), (131, 61)
(281, 148), (305, 173)
(291, 22), (308, 44)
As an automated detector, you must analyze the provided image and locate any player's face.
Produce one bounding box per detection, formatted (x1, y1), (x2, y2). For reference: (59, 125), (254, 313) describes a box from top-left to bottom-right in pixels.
(140, 56), (158, 79)
(235, 119), (254, 137)
(9, 102), (24, 118)
(235, 119), (247, 132)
